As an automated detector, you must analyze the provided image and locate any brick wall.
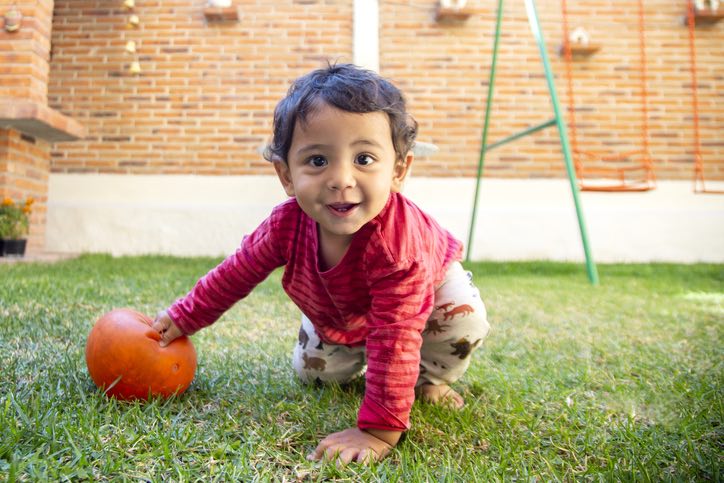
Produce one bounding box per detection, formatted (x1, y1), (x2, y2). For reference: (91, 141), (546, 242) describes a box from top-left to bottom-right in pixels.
(0, 130), (50, 250)
(48, 0), (723, 180)
(381, 1), (723, 179)
(0, 0), (54, 103)
(48, 0), (353, 175)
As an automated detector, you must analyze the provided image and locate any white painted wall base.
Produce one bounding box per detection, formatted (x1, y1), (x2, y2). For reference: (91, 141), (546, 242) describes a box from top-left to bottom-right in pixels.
(47, 174), (724, 262)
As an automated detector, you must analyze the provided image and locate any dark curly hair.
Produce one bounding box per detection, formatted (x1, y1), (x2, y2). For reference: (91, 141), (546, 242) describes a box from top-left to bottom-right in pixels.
(264, 63), (418, 164)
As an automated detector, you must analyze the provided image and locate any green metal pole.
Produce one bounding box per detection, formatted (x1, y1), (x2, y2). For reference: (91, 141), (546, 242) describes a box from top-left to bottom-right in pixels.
(523, 0), (599, 284)
(466, 0), (505, 262)
(485, 118), (556, 153)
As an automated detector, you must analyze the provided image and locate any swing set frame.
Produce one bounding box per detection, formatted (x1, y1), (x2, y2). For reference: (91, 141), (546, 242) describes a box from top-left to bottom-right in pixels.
(465, 0), (599, 284)
(466, 0), (720, 283)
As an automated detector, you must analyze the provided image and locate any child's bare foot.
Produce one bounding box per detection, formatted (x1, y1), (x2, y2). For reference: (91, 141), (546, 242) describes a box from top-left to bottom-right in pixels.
(415, 383), (464, 409)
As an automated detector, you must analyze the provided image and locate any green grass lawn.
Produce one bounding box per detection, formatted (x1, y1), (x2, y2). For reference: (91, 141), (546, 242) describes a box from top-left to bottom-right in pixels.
(1, 255), (721, 481)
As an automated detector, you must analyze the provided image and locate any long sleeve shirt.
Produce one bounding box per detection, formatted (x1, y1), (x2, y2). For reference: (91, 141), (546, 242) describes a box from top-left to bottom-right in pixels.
(168, 192), (462, 431)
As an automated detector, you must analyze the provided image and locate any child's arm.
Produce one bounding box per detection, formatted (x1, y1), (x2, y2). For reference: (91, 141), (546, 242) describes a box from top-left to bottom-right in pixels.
(152, 207), (288, 342)
(322, 259), (434, 465)
(308, 265), (433, 465)
(308, 428), (401, 465)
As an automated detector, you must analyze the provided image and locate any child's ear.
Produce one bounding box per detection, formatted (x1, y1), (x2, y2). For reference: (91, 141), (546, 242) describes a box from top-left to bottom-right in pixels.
(273, 160), (295, 197)
(391, 152), (414, 193)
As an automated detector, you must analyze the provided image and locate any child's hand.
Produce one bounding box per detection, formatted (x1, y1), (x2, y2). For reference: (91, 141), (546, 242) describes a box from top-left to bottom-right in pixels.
(307, 427), (399, 465)
(151, 310), (183, 347)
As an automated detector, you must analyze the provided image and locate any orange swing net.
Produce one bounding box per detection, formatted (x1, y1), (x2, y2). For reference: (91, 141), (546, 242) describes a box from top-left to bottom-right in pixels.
(686, 0), (723, 194)
(560, 0), (656, 192)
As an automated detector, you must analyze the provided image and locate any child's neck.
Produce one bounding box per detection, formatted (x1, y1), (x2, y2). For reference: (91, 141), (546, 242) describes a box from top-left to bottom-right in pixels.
(317, 226), (353, 271)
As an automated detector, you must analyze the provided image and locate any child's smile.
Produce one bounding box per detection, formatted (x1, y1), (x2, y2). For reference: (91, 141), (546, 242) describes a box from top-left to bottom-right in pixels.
(327, 202), (359, 216)
(274, 101), (409, 266)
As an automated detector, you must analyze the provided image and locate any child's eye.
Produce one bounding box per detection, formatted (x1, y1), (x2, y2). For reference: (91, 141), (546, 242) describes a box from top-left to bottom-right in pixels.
(355, 154), (375, 166)
(307, 156), (327, 167)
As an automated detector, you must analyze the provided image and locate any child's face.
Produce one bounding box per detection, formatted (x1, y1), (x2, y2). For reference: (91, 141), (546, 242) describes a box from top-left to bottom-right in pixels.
(274, 102), (410, 248)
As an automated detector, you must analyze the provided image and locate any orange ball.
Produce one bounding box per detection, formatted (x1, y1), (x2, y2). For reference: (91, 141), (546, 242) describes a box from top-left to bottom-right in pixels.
(85, 308), (197, 400)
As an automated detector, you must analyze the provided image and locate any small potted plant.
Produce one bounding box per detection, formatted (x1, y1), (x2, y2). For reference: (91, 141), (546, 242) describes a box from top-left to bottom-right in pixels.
(0, 197), (34, 257)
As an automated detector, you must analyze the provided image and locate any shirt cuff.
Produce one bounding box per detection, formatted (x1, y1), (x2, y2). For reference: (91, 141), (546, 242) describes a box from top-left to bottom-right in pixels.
(357, 395), (411, 432)
(167, 302), (198, 335)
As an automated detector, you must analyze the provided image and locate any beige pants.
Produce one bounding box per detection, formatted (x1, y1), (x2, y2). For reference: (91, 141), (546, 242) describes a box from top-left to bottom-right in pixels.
(292, 262), (489, 387)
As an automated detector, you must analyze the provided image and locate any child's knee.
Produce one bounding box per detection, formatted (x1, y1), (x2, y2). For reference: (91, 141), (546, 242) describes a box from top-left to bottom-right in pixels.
(454, 305), (490, 360)
(419, 299), (489, 386)
(470, 307), (490, 342)
(292, 346), (366, 384)
(292, 318), (366, 384)
(293, 344), (325, 383)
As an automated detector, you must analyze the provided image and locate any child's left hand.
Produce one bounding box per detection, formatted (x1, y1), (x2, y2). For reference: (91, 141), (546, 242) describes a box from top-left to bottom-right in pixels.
(308, 427), (396, 465)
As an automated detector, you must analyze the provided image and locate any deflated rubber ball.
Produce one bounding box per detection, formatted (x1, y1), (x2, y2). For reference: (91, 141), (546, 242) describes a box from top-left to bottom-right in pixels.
(85, 308), (197, 400)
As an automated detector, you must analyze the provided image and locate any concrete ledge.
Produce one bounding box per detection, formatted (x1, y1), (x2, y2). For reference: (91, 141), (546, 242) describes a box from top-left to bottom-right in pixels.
(46, 174), (724, 262)
(0, 98), (86, 142)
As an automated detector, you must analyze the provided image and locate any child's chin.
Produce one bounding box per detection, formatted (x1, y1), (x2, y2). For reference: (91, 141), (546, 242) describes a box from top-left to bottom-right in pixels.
(323, 221), (365, 237)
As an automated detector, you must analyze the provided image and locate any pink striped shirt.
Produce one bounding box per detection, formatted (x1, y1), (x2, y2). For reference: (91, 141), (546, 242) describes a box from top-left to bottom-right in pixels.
(168, 192), (462, 431)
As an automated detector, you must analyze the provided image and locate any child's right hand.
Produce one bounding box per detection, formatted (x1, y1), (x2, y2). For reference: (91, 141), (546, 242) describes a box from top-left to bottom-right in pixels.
(151, 310), (183, 347)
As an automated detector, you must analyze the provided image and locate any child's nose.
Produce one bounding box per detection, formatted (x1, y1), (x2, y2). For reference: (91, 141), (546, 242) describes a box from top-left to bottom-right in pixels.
(326, 162), (356, 191)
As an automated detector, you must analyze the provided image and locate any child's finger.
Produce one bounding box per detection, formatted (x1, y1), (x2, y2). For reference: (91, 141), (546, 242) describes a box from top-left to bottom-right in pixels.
(336, 448), (358, 466)
(151, 320), (163, 334)
(323, 446), (343, 461)
(159, 325), (182, 347)
(307, 440), (330, 461)
(151, 311), (169, 333)
(355, 448), (377, 464)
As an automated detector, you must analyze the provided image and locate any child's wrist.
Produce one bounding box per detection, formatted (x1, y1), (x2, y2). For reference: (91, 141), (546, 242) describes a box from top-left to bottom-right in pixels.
(363, 428), (402, 447)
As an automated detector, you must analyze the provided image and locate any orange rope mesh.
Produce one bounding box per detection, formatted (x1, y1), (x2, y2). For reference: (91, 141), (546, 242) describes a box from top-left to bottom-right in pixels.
(686, 0), (722, 194)
(560, 0), (581, 175)
(686, 0), (702, 177)
(636, 0), (655, 186)
(637, 0), (650, 160)
(560, 0), (656, 192)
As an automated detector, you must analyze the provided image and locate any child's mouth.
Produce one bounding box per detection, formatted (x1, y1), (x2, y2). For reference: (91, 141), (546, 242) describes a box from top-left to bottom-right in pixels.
(327, 203), (359, 215)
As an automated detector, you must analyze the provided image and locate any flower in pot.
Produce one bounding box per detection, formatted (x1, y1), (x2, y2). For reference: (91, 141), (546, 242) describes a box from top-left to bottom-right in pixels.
(0, 197), (33, 256)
